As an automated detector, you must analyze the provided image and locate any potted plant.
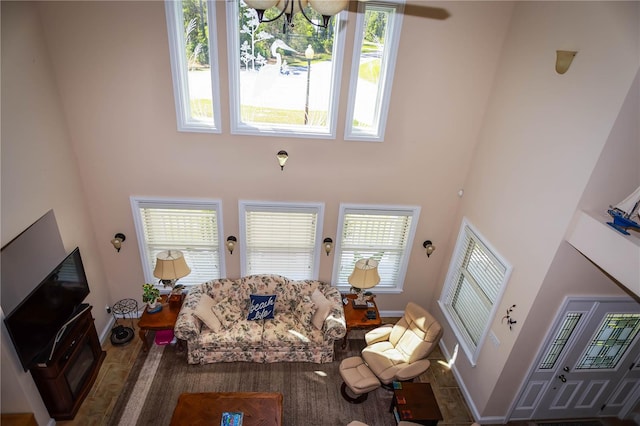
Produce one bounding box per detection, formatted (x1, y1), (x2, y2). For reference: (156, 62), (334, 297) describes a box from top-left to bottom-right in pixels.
(142, 283), (161, 310)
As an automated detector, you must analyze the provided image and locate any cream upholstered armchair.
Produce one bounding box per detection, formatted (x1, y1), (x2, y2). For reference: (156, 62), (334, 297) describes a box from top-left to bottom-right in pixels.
(361, 302), (443, 385)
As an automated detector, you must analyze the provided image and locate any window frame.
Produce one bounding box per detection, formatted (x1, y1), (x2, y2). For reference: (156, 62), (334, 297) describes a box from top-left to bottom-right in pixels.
(344, 0), (405, 142)
(165, 0), (223, 133)
(225, 1), (347, 139)
(130, 196), (226, 288)
(331, 203), (420, 294)
(238, 200), (325, 279)
(438, 218), (512, 366)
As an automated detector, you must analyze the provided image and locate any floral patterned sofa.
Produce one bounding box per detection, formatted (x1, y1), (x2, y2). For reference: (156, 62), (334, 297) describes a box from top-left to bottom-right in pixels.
(174, 274), (347, 364)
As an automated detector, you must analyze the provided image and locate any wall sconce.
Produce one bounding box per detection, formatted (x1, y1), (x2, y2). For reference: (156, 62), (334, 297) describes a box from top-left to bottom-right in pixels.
(277, 150), (288, 171)
(423, 240), (436, 257)
(111, 233), (126, 252)
(323, 237), (333, 256)
(556, 50), (577, 74)
(226, 236), (237, 255)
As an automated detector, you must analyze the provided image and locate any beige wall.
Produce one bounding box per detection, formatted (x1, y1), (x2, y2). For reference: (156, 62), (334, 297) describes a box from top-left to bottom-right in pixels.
(35, 0), (513, 309)
(2, 0), (638, 421)
(1, 1), (112, 421)
(433, 1), (640, 417)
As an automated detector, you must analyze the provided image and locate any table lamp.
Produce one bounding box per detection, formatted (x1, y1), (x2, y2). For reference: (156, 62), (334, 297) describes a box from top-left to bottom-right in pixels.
(348, 258), (380, 308)
(153, 250), (191, 293)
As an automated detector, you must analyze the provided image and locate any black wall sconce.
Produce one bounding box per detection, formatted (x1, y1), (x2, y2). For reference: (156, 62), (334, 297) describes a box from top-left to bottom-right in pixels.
(226, 236), (237, 254)
(423, 240), (436, 257)
(111, 233), (126, 252)
(502, 304), (517, 330)
(277, 150), (288, 171)
(323, 237), (333, 256)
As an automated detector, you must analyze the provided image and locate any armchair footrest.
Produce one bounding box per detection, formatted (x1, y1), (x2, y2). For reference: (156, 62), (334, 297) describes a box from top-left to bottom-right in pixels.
(339, 356), (381, 404)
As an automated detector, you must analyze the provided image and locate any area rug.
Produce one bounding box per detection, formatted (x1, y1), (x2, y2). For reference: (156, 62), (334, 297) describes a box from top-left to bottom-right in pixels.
(109, 338), (399, 426)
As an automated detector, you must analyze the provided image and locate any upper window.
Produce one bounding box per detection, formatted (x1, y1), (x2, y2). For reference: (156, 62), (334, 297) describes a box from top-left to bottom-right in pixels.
(345, 1), (404, 141)
(226, 0), (346, 138)
(438, 218), (512, 365)
(332, 204), (420, 293)
(131, 197), (225, 287)
(239, 201), (324, 279)
(165, 0), (222, 133)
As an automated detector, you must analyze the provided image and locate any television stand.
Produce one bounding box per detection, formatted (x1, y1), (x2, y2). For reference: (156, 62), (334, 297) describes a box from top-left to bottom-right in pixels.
(29, 305), (105, 420)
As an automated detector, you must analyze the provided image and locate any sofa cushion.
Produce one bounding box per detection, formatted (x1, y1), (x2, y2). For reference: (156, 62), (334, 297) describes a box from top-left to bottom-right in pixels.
(199, 319), (264, 347)
(193, 293), (222, 332)
(311, 288), (332, 330)
(262, 313), (324, 347)
(247, 294), (276, 320)
(294, 295), (316, 326)
(211, 299), (243, 329)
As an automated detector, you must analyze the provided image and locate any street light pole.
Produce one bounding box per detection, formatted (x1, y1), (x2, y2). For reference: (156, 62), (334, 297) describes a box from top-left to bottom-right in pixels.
(304, 44), (314, 125)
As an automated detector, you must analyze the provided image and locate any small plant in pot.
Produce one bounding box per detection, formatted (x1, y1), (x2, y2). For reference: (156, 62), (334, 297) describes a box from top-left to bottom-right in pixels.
(142, 283), (161, 311)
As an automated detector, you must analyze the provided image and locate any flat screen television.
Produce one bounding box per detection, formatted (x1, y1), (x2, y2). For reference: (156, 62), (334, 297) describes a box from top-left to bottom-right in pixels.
(4, 247), (90, 371)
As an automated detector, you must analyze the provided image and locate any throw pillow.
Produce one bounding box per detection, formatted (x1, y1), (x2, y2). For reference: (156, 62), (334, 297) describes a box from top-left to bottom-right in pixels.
(247, 294), (277, 320)
(311, 288), (332, 330)
(193, 293), (222, 332)
(294, 295), (316, 326)
(211, 299), (243, 329)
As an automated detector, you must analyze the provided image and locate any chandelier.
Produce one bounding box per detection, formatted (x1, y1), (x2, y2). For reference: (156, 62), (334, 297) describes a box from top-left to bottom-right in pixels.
(244, 0), (349, 28)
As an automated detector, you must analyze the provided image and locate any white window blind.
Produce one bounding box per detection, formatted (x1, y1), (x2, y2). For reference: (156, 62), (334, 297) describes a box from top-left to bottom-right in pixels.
(131, 198), (224, 286)
(240, 202), (323, 280)
(333, 205), (420, 292)
(439, 218), (511, 364)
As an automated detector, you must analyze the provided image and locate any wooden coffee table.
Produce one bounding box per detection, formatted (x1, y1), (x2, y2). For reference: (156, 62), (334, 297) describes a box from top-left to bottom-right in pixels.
(341, 293), (382, 349)
(137, 294), (182, 352)
(169, 392), (283, 426)
(390, 382), (443, 425)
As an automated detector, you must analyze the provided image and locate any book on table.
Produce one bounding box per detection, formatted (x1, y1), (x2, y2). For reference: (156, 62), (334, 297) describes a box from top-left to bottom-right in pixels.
(221, 412), (243, 426)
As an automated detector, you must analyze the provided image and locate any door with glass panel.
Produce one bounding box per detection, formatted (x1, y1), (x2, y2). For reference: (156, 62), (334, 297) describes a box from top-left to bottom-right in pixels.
(512, 298), (640, 420)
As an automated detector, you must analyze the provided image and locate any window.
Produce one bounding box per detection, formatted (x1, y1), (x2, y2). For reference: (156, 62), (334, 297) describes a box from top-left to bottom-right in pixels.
(131, 197), (225, 287)
(165, 0), (222, 133)
(438, 218), (512, 365)
(226, 1), (346, 138)
(345, 1), (404, 141)
(332, 204), (420, 293)
(239, 201), (324, 279)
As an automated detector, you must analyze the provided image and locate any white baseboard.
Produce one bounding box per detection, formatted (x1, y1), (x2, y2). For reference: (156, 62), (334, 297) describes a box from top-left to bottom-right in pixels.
(98, 316), (116, 345)
(438, 340), (507, 424)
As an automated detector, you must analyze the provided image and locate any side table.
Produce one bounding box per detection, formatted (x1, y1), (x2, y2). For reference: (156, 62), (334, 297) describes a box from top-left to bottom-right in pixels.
(390, 382), (443, 425)
(342, 293), (382, 349)
(137, 294), (183, 352)
(110, 298), (138, 345)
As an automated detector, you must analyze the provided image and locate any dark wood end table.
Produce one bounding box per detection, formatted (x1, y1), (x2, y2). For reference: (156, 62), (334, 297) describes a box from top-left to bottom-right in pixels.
(341, 293), (382, 349)
(169, 392), (283, 426)
(390, 382), (443, 425)
(137, 294), (183, 352)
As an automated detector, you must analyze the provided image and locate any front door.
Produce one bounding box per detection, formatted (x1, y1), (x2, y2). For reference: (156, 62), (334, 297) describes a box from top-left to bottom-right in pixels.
(512, 298), (640, 420)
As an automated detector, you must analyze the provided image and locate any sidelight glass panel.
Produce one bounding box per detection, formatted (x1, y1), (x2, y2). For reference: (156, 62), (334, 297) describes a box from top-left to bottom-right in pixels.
(539, 313), (582, 370)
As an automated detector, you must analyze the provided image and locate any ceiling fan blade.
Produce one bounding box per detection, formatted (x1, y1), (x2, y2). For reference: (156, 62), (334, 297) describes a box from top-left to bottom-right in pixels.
(355, 0), (450, 20)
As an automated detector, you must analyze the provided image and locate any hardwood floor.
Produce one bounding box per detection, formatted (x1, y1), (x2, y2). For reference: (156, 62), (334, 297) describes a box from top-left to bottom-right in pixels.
(55, 319), (636, 426)
(57, 322), (143, 426)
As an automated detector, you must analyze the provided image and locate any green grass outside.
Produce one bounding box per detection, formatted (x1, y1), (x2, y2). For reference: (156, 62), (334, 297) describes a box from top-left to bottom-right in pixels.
(190, 99), (328, 126)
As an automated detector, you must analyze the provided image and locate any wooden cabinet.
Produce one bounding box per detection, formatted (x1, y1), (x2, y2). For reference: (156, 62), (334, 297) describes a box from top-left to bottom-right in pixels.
(29, 306), (105, 420)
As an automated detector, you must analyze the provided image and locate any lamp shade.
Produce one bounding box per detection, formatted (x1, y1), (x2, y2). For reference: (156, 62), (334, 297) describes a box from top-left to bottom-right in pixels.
(153, 250), (191, 280)
(348, 258), (380, 290)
